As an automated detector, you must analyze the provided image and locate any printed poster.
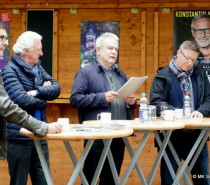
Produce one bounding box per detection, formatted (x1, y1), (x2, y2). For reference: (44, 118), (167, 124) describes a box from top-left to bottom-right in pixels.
(174, 10), (210, 81)
(0, 13), (10, 71)
(80, 21), (119, 68)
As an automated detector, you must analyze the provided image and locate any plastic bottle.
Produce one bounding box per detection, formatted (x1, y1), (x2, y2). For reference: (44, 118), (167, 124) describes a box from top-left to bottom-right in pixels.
(139, 93), (148, 122)
(183, 92), (191, 119)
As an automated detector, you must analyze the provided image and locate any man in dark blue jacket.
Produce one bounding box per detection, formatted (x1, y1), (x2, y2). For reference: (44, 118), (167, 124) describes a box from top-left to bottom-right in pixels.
(1, 31), (61, 185)
(150, 40), (210, 185)
(70, 32), (137, 185)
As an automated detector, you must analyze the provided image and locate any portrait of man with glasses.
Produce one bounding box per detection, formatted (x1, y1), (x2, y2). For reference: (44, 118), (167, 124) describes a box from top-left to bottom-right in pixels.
(191, 13), (210, 82)
(0, 22), (9, 71)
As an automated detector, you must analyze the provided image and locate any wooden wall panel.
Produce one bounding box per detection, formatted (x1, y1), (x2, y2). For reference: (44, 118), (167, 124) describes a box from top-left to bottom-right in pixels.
(58, 8), (142, 97)
(0, 1), (210, 185)
(158, 9), (174, 68)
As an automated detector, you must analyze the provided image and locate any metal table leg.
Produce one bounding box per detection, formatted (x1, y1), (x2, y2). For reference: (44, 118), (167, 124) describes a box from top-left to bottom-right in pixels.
(172, 129), (208, 185)
(180, 128), (210, 185)
(34, 140), (54, 185)
(147, 130), (172, 185)
(120, 132), (151, 185)
(91, 139), (113, 185)
(106, 142), (120, 185)
(63, 141), (89, 185)
(67, 139), (94, 185)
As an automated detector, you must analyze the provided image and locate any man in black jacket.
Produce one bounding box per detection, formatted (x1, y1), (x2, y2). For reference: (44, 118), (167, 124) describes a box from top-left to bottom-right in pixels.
(150, 40), (210, 185)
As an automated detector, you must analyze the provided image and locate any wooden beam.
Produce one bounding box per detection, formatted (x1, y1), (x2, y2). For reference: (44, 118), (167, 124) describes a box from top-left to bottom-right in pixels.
(1, 3), (210, 9)
(22, 12), (26, 33)
(140, 11), (146, 94)
(140, 11), (146, 77)
(153, 11), (159, 76)
(53, 11), (58, 81)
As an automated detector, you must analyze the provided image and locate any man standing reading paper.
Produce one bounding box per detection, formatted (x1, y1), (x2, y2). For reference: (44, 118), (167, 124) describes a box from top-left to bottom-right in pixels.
(70, 32), (137, 184)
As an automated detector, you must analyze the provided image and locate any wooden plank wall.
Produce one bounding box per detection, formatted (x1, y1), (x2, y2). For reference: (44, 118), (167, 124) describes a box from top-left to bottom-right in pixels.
(0, 0), (210, 184)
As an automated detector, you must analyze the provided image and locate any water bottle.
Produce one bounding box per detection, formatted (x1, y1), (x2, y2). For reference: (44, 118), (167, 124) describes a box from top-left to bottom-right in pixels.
(139, 93), (148, 122)
(183, 92), (191, 119)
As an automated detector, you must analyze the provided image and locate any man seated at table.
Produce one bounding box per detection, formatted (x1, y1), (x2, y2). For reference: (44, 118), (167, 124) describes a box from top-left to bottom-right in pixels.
(70, 32), (137, 185)
(150, 40), (210, 185)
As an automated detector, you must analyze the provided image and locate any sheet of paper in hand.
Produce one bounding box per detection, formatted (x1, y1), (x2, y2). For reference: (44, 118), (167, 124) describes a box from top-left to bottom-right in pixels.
(117, 76), (148, 99)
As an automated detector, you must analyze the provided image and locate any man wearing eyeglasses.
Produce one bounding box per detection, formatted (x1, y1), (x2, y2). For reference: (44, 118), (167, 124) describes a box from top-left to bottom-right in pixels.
(0, 30), (61, 185)
(0, 23), (62, 165)
(150, 40), (210, 185)
(191, 13), (210, 82)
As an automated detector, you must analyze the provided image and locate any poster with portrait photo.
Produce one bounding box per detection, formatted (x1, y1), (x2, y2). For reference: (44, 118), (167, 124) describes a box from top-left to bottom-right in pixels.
(0, 13), (10, 71)
(174, 10), (210, 82)
(80, 21), (119, 68)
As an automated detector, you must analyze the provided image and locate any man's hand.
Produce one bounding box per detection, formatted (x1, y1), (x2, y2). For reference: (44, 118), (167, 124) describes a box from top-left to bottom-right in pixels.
(191, 111), (204, 119)
(27, 90), (37, 96)
(105, 91), (119, 103)
(47, 122), (63, 134)
(123, 95), (136, 105)
(43, 81), (51, 86)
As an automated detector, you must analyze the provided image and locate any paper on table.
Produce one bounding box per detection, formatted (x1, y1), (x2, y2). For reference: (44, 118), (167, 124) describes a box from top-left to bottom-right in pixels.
(117, 76), (148, 99)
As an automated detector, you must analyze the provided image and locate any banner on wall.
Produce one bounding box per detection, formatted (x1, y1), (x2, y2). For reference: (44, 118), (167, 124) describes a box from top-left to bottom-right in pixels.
(80, 21), (119, 68)
(0, 13), (10, 71)
(174, 10), (210, 82)
(173, 10), (210, 53)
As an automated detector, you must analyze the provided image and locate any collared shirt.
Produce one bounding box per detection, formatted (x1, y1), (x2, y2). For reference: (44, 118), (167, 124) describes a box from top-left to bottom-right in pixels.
(97, 60), (127, 120)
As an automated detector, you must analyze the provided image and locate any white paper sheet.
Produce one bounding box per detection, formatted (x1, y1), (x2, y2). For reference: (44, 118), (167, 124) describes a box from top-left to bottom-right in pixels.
(117, 76), (148, 99)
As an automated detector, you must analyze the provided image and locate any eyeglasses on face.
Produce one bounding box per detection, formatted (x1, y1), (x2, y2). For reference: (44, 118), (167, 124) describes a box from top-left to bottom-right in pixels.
(0, 35), (8, 42)
(180, 50), (197, 63)
(193, 28), (210, 35)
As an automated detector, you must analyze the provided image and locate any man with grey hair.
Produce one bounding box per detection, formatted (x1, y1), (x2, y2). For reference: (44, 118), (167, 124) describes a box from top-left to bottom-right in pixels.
(150, 40), (210, 185)
(1, 31), (61, 185)
(0, 24), (62, 158)
(191, 13), (210, 82)
(70, 32), (137, 184)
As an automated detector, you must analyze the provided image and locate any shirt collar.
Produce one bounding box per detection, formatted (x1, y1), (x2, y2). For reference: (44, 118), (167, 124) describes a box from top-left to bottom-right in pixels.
(97, 60), (116, 72)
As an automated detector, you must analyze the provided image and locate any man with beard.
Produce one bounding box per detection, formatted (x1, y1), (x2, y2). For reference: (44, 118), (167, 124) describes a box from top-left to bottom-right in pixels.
(191, 13), (210, 82)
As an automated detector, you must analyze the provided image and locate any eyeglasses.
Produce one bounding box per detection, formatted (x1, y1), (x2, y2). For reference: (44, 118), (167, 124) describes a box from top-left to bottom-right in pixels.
(193, 28), (210, 35)
(0, 35), (8, 42)
(180, 50), (197, 63)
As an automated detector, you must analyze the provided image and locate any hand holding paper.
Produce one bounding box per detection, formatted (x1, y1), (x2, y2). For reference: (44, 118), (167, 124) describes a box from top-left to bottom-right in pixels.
(117, 76), (148, 99)
(123, 95), (136, 105)
(105, 91), (119, 103)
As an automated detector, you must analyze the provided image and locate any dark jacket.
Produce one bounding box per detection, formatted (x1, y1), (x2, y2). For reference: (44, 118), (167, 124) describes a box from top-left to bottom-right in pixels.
(150, 65), (210, 117)
(0, 77), (49, 159)
(70, 60), (136, 123)
(1, 54), (60, 140)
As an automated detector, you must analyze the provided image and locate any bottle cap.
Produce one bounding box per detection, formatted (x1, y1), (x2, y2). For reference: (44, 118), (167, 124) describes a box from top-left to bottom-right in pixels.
(185, 92), (190, 95)
(142, 93), (146, 97)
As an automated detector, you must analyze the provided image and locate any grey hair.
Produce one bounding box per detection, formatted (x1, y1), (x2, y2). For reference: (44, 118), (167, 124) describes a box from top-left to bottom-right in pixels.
(191, 13), (210, 29)
(179, 40), (200, 53)
(0, 22), (7, 29)
(96, 32), (119, 48)
(13, 31), (42, 55)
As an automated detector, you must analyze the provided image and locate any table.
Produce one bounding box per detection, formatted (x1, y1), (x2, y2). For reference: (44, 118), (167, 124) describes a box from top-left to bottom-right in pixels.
(161, 118), (210, 185)
(20, 124), (133, 185)
(84, 119), (185, 185)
